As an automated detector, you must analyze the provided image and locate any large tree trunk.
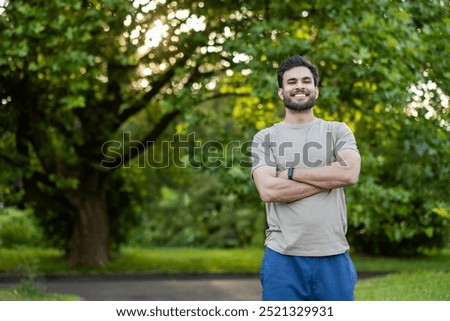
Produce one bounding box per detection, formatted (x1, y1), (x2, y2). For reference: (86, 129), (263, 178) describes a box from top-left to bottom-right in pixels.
(66, 174), (110, 267)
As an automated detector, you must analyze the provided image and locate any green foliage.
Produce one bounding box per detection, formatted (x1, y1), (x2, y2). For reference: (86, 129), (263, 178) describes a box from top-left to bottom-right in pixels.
(27, 172), (139, 252)
(105, 173), (141, 251)
(0, 207), (44, 248)
(345, 107), (450, 255)
(0, 0), (142, 264)
(124, 93), (265, 249)
(128, 171), (265, 248)
(347, 182), (449, 256)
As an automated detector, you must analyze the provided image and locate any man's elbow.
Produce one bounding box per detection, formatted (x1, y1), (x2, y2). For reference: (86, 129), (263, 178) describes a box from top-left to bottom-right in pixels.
(346, 171), (360, 185)
(340, 151), (360, 186)
(259, 191), (274, 203)
(258, 188), (277, 203)
(343, 157), (360, 186)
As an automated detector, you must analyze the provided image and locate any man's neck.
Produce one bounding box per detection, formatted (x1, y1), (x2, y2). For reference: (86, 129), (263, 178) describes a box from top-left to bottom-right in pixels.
(283, 108), (315, 125)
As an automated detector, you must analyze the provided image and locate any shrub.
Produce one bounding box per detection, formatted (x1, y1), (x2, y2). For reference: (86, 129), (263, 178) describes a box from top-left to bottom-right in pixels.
(0, 207), (44, 248)
(128, 174), (265, 248)
(346, 182), (450, 256)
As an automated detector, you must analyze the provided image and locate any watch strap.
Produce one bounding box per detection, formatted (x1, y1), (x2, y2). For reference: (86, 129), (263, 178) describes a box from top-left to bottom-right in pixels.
(288, 167), (294, 180)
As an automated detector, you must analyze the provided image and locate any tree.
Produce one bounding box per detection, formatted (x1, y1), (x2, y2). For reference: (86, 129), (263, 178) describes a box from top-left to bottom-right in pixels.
(0, 0), (249, 266)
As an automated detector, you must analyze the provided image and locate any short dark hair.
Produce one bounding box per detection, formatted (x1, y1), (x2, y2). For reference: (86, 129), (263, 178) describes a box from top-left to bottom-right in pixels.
(277, 55), (320, 88)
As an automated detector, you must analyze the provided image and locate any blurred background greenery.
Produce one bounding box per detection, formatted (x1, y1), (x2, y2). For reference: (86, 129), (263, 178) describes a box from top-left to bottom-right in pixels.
(0, 0), (449, 269)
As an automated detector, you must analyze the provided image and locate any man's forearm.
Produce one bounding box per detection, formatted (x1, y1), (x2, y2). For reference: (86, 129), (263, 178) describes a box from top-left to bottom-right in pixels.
(283, 150), (361, 189)
(256, 175), (326, 203)
(292, 162), (357, 189)
(275, 180), (325, 203)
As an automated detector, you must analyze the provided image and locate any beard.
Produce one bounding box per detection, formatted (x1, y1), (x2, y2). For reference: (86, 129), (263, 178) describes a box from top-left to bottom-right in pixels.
(283, 93), (316, 111)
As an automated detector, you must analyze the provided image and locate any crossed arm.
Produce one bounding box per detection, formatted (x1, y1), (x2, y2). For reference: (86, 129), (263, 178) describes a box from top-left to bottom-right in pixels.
(252, 149), (361, 203)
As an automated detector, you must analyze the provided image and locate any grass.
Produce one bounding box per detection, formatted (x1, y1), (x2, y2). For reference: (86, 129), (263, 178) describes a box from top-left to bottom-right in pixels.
(351, 251), (450, 272)
(355, 271), (450, 300)
(108, 247), (262, 273)
(0, 247), (449, 300)
(0, 247), (262, 274)
(0, 281), (78, 301)
(352, 250), (450, 300)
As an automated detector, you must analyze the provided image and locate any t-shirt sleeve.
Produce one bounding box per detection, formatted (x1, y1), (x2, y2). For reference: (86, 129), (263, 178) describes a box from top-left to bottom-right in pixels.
(251, 129), (277, 176)
(334, 122), (359, 156)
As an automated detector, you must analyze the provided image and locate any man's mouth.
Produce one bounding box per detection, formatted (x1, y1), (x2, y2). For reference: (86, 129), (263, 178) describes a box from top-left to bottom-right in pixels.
(292, 92), (309, 98)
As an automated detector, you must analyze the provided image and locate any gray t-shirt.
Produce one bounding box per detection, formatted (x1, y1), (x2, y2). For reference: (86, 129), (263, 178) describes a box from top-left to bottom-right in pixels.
(251, 118), (359, 256)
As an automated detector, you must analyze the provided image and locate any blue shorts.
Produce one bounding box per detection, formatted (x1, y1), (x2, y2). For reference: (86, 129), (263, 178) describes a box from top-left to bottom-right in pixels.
(260, 247), (358, 301)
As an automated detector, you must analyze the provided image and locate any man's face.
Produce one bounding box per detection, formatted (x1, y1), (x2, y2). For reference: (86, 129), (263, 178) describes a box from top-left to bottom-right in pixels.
(278, 66), (319, 111)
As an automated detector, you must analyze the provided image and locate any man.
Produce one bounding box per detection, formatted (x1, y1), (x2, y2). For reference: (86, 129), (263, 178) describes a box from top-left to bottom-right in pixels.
(251, 55), (361, 301)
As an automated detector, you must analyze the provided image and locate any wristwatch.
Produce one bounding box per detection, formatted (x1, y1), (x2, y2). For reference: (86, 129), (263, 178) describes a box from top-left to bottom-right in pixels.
(288, 167), (295, 180)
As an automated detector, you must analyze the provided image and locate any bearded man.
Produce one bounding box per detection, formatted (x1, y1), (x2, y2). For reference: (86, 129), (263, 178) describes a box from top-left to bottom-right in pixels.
(251, 55), (361, 301)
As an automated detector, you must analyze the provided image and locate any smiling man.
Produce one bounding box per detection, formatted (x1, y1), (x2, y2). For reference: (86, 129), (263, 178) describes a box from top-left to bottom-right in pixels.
(251, 55), (361, 301)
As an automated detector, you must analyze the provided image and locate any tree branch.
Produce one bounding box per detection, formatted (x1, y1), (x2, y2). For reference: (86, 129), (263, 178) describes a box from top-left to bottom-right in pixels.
(119, 52), (193, 122)
(119, 72), (175, 123)
(124, 109), (181, 166)
(0, 153), (19, 167)
(23, 171), (76, 218)
(102, 109), (181, 170)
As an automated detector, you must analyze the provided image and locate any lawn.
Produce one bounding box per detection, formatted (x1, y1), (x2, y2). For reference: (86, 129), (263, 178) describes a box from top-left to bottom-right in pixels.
(0, 281), (78, 300)
(355, 271), (450, 300)
(0, 247), (449, 300)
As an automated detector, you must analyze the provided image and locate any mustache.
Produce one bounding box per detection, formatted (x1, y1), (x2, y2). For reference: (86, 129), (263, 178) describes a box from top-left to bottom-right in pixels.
(291, 90), (310, 96)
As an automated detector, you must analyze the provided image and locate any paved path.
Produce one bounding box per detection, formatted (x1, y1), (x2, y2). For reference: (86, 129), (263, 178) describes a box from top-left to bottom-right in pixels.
(0, 272), (387, 301)
(0, 274), (262, 301)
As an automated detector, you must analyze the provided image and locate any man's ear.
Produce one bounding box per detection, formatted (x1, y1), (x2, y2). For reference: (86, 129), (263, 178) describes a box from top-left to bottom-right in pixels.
(315, 87), (319, 99)
(278, 88), (284, 100)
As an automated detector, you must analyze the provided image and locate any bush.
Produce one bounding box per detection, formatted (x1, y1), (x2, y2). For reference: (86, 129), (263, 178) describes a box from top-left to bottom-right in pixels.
(345, 111), (450, 256)
(347, 182), (450, 256)
(128, 173), (265, 248)
(0, 207), (44, 248)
